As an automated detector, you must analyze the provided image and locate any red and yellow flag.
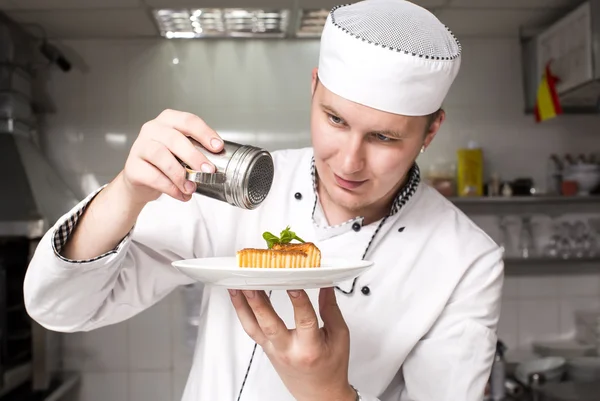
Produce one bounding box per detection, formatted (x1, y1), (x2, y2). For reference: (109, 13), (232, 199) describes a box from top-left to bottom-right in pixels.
(534, 62), (562, 122)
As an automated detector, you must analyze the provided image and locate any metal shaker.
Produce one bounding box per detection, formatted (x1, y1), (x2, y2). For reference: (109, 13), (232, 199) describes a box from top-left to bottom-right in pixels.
(181, 137), (274, 210)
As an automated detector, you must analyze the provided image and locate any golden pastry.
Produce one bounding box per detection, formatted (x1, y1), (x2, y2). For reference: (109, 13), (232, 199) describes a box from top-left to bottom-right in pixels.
(237, 226), (321, 268)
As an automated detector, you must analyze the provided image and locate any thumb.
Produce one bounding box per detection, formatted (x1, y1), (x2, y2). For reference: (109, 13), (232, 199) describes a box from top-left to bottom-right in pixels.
(319, 287), (348, 339)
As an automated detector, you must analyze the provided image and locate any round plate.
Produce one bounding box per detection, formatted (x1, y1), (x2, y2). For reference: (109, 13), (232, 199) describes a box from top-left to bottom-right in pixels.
(172, 257), (374, 290)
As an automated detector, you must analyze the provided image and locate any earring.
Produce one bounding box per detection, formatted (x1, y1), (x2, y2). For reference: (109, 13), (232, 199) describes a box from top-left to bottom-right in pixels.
(420, 145), (426, 154)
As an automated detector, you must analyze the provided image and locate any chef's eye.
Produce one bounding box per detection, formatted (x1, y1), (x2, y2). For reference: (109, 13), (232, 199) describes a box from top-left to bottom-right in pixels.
(374, 133), (393, 142)
(327, 114), (344, 125)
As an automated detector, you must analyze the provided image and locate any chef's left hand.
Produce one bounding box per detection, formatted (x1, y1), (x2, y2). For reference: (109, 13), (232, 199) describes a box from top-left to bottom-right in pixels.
(229, 288), (356, 401)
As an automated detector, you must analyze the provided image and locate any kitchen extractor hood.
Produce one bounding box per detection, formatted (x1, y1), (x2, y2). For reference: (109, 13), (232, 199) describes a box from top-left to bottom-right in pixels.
(151, 6), (330, 39)
(521, 0), (600, 114)
(0, 14), (79, 238)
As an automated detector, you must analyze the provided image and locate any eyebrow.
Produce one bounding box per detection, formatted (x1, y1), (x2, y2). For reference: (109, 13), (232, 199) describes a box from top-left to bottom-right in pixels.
(320, 103), (340, 117)
(320, 103), (405, 139)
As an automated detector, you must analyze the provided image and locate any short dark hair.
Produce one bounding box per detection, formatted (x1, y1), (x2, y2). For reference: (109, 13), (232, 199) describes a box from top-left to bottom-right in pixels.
(426, 108), (442, 126)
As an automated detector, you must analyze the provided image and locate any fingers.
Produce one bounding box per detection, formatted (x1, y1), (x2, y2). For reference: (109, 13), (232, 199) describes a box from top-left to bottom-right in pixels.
(121, 109), (226, 205)
(145, 122), (214, 173)
(318, 287), (349, 341)
(230, 290), (290, 350)
(287, 290), (321, 345)
(133, 118), (219, 202)
(135, 139), (195, 197)
(127, 156), (191, 202)
(155, 109), (224, 154)
(228, 289), (268, 346)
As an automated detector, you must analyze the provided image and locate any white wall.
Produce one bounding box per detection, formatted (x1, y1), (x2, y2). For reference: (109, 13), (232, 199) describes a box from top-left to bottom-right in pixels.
(38, 37), (600, 401)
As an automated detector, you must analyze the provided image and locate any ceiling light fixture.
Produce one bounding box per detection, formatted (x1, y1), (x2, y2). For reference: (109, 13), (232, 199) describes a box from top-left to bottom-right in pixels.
(153, 8), (290, 39)
(296, 9), (329, 38)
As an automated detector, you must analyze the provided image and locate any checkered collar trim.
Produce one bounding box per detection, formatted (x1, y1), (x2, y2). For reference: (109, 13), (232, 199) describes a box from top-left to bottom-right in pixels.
(310, 157), (421, 219)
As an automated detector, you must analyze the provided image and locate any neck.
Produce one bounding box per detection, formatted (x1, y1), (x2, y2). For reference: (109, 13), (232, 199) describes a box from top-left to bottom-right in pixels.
(317, 173), (409, 227)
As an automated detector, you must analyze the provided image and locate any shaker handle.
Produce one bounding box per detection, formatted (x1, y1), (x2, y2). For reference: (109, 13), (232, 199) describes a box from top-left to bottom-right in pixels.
(184, 167), (226, 185)
(175, 156), (227, 185)
(178, 137), (227, 185)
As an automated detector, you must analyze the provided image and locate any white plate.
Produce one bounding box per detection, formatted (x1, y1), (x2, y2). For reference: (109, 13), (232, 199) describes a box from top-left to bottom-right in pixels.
(172, 257), (374, 290)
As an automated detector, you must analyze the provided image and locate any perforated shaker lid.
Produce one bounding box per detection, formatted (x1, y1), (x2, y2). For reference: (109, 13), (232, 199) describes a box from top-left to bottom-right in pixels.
(227, 146), (274, 210)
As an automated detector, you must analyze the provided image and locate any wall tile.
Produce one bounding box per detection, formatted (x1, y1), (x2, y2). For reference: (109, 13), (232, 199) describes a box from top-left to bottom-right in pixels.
(498, 300), (519, 351)
(559, 297), (600, 337)
(170, 287), (196, 371)
(559, 275), (600, 298)
(130, 372), (172, 401)
(502, 277), (520, 300)
(125, 40), (178, 127)
(518, 300), (561, 348)
(172, 371), (190, 401)
(128, 297), (172, 370)
(77, 372), (128, 401)
(62, 322), (129, 372)
(79, 41), (131, 125)
(518, 276), (560, 299)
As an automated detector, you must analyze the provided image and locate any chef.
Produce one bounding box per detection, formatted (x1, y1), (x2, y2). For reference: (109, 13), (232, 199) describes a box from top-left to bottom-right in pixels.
(23, 1), (504, 400)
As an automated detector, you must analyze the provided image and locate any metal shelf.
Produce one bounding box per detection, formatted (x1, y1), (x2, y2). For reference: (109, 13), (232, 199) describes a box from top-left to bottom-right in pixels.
(504, 257), (600, 275)
(449, 195), (600, 216)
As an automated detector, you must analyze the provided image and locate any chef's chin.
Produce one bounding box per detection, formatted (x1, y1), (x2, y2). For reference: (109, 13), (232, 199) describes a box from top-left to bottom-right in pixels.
(328, 183), (373, 212)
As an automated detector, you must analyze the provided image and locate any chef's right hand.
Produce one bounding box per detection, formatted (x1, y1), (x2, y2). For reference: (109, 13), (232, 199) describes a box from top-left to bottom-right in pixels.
(118, 109), (224, 205)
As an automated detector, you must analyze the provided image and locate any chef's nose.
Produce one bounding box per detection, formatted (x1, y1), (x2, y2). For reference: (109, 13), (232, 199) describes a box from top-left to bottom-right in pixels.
(339, 135), (365, 175)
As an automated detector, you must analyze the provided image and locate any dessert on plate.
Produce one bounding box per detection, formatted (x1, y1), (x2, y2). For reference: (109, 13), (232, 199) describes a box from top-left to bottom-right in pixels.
(237, 226), (321, 268)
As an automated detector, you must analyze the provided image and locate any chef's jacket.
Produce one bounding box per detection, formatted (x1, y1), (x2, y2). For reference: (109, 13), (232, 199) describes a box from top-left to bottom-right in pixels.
(24, 147), (504, 401)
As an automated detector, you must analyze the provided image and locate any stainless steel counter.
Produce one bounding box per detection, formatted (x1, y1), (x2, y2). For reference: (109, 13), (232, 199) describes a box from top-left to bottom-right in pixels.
(505, 381), (600, 401)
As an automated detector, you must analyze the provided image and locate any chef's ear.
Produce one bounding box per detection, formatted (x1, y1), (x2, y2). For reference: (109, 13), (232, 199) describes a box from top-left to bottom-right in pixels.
(423, 109), (445, 148)
(311, 67), (319, 96)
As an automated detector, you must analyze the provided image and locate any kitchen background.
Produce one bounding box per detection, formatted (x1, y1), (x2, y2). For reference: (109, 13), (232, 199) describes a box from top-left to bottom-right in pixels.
(1, 0), (600, 400)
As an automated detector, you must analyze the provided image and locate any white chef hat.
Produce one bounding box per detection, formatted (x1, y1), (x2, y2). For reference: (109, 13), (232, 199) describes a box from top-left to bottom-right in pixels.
(317, 0), (462, 116)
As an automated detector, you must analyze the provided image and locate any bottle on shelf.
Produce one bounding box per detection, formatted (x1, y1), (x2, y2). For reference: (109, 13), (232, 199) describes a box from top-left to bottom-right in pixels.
(456, 140), (484, 197)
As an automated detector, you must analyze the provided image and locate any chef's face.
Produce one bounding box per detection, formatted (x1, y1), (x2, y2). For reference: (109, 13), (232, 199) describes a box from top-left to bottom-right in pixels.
(309, 68), (443, 216)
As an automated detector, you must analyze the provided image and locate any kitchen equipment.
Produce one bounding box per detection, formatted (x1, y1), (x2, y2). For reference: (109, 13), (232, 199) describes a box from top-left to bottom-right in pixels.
(490, 340), (507, 400)
(505, 377), (525, 398)
(0, 12), (80, 400)
(574, 310), (600, 351)
(562, 163), (600, 195)
(532, 339), (596, 359)
(530, 373), (545, 401)
(533, 381), (600, 401)
(0, 237), (64, 399)
(521, 0), (600, 113)
(561, 180), (579, 196)
(511, 178), (535, 196)
(547, 154), (563, 195)
(0, 65), (31, 97)
(182, 138), (274, 210)
(515, 357), (566, 385)
(567, 357), (600, 382)
(171, 257), (373, 290)
(424, 161), (456, 197)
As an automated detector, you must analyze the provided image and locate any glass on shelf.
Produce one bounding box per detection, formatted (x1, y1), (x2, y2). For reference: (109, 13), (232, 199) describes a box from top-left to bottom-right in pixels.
(498, 216), (521, 258)
(541, 219), (600, 259)
(518, 216), (539, 259)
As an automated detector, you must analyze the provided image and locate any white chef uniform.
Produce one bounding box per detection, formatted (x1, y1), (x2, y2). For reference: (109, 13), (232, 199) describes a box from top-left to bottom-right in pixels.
(24, 147), (503, 401)
(23, 1), (504, 400)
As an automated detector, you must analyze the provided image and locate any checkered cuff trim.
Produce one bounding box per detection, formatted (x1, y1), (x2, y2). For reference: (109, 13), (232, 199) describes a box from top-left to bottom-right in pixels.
(51, 186), (121, 264)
